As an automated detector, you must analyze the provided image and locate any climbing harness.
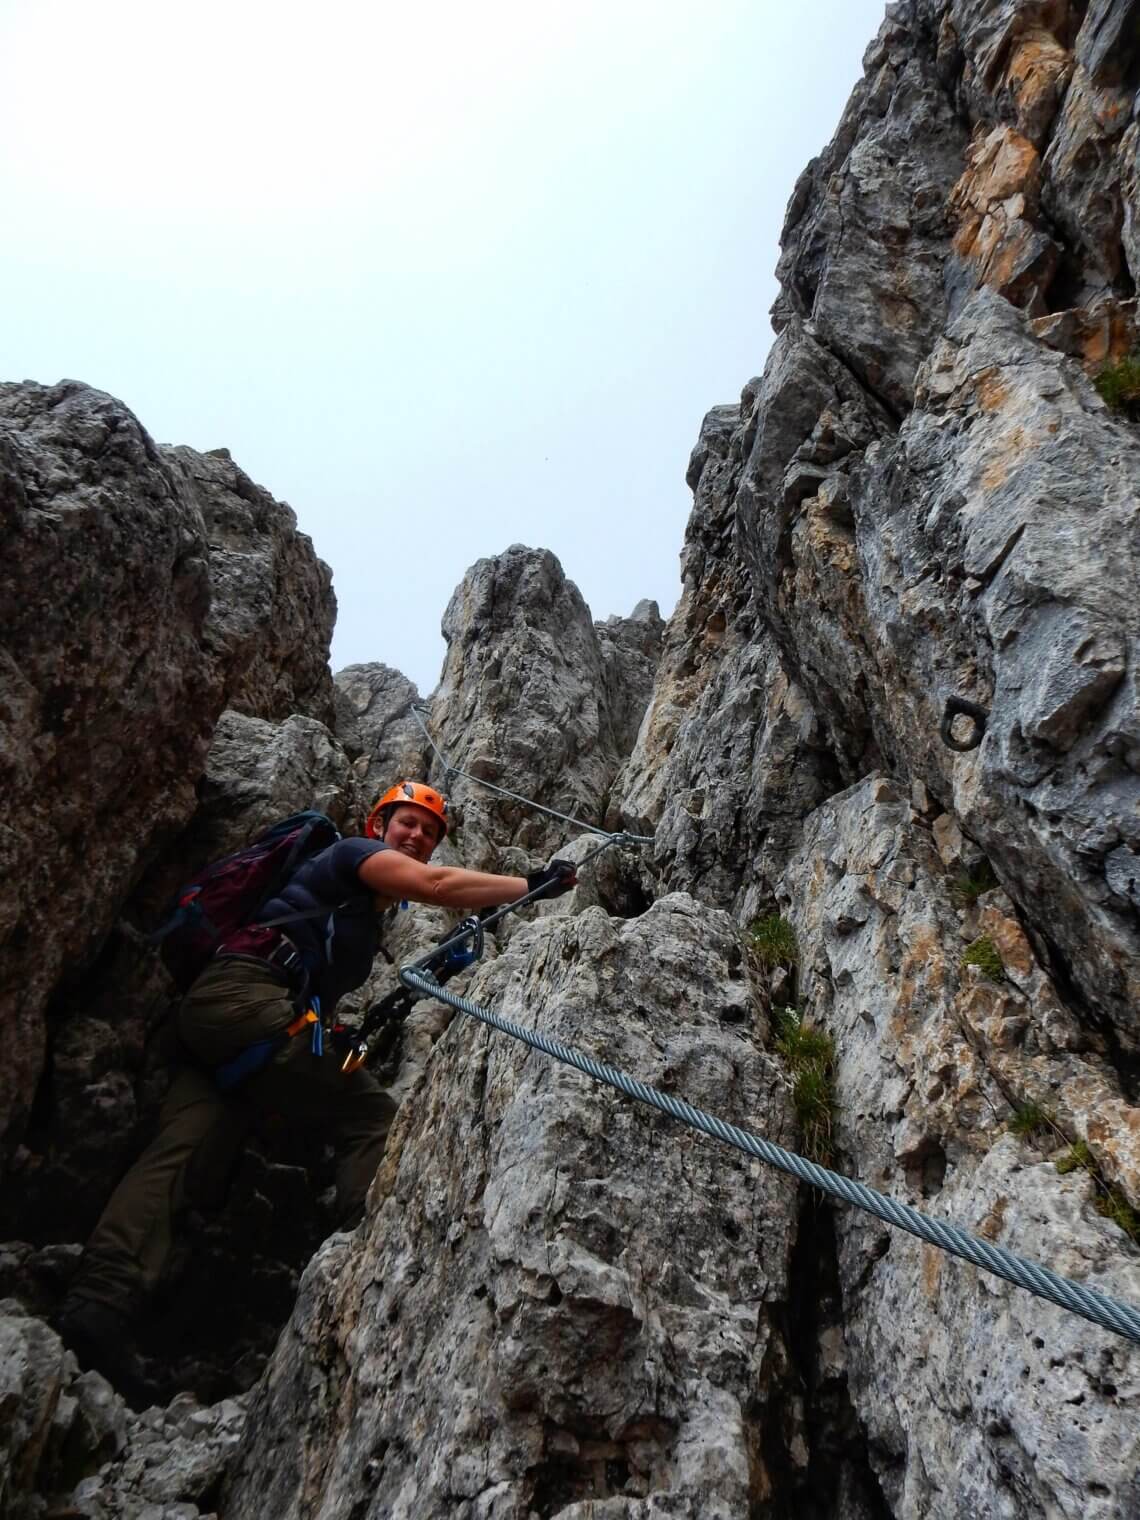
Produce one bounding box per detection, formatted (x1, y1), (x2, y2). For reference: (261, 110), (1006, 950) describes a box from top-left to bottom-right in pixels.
(215, 995), (324, 1092)
(410, 704), (654, 846)
(397, 962), (1140, 1349)
(940, 695), (988, 752)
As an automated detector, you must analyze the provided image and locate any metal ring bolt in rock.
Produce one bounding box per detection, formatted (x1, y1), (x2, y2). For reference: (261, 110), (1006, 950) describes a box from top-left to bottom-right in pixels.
(941, 695), (988, 752)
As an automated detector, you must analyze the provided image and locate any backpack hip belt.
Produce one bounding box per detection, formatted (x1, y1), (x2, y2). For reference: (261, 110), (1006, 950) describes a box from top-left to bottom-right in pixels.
(214, 925), (308, 987)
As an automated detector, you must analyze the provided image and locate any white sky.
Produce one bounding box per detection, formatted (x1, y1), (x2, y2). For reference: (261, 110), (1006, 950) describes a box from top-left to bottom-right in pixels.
(2, 0), (885, 695)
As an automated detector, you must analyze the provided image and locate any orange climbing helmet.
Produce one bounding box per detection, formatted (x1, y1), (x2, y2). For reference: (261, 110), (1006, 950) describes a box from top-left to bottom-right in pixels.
(365, 780), (449, 842)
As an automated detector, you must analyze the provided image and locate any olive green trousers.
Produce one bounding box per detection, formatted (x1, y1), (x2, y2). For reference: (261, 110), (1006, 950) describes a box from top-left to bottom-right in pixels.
(72, 959), (395, 1313)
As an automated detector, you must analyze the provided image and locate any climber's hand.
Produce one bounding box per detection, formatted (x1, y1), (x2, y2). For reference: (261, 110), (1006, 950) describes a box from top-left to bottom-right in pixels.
(525, 858), (578, 900)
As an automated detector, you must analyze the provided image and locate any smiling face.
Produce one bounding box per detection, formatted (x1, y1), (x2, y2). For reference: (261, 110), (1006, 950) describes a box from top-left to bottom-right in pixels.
(382, 803), (443, 862)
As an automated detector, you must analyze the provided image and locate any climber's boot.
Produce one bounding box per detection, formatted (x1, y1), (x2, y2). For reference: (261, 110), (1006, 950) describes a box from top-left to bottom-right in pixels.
(55, 1296), (146, 1407)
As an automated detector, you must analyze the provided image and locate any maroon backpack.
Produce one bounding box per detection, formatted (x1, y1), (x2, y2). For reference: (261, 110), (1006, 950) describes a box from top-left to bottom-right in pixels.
(152, 811), (341, 992)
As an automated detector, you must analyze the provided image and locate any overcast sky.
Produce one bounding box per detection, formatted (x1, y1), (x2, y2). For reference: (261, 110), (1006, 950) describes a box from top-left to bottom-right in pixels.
(2, 0), (885, 696)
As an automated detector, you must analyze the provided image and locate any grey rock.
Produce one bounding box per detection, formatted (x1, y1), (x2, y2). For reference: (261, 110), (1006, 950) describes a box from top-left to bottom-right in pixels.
(780, 776), (1140, 1516)
(0, 1306), (71, 1519)
(0, 382), (214, 1160)
(0, 381), (337, 1163)
(612, 392), (840, 915)
(224, 899), (801, 1518)
(7, 5), (1140, 1518)
(593, 599), (665, 760)
(428, 546), (647, 872)
(849, 289), (1140, 1052)
(775, 5), (967, 411)
(332, 662), (427, 804)
(164, 445), (336, 727)
(186, 707), (360, 852)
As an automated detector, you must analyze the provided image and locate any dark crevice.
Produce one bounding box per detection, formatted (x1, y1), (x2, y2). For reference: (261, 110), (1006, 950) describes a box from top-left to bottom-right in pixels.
(902, 1137), (948, 1198)
(763, 1196), (892, 1519)
(594, 863), (654, 920)
(1020, 916), (1140, 1104)
(526, 1416), (672, 1516)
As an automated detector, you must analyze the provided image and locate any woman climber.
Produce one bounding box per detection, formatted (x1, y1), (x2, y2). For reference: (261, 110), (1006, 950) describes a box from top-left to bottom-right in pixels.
(57, 779), (576, 1397)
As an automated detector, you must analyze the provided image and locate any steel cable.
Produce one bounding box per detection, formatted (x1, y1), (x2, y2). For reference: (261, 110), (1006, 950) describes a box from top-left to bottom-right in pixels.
(400, 965), (1140, 1347)
(409, 703), (654, 844)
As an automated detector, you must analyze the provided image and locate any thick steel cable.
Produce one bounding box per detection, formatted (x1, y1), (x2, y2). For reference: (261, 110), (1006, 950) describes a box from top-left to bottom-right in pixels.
(400, 965), (1140, 1347)
(409, 704), (654, 845)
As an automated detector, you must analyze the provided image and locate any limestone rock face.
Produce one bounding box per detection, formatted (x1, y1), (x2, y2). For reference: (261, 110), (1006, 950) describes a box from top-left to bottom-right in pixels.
(164, 445), (336, 728)
(0, 381), (215, 1161)
(849, 291), (1140, 1054)
(780, 776), (1140, 1517)
(0, 1301), (245, 1520)
(428, 546), (660, 874)
(0, 383), (336, 1163)
(179, 708), (360, 864)
(613, 396), (840, 918)
(332, 662), (429, 806)
(6, 2), (1140, 1517)
(224, 899), (803, 1519)
(593, 599), (666, 760)
(622, 0), (1140, 1057)
(600, 2), (1140, 1505)
(773, 5), (968, 413)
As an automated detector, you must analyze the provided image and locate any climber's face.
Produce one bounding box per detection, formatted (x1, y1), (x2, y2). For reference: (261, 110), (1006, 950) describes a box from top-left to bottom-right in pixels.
(383, 804), (443, 862)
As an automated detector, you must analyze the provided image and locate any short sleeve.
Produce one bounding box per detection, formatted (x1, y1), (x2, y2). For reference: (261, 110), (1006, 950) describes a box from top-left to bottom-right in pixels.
(325, 837), (390, 893)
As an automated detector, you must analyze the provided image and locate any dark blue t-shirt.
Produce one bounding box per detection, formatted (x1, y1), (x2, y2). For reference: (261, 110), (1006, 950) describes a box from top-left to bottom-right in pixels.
(255, 837), (391, 1013)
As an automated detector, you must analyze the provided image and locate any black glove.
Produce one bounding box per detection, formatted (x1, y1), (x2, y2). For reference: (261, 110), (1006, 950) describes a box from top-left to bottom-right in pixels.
(526, 858), (577, 900)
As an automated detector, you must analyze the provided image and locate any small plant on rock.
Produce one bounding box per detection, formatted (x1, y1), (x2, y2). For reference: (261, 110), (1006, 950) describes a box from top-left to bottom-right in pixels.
(1053, 1139), (1140, 1244)
(1098, 1188), (1140, 1244)
(961, 934), (1004, 983)
(1009, 1101), (1053, 1140)
(774, 1007), (837, 1166)
(1094, 351), (1140, 416)
(748, 915), (798, 969)
(1056, 1138), (1095, 1176)
(951, 859), (997, 906)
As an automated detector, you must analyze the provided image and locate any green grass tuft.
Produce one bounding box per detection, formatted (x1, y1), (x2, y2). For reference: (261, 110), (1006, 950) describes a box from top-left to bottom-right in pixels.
(775, 1007), (832, 1066)
(1094, 352), (1140, 414)
(1096, 1189), (1140, 1244)
(961, 935), (1005, 983)
(1053, 1138), (1140, 1243)
(1056, 1139), (1094, 1176)
(773, 1008), (836, 1165)
(951, 860), (997, 906)
(748, 915), (798, 969)
(1009, 1102), (1053, 1140)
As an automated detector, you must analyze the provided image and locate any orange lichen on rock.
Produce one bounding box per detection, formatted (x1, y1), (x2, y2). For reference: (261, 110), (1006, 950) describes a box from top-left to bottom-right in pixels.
(1031, 299), (1139, 372)
(976, 1194), (1009, 1243)
(981, 424), (1036, 491)
(974, 368), (1011, 412)
(922, 1243), (943, 1298)
(950, 125), (1057, 310)
(979, 904), (1035, 979)
(951, 126), (1042, 235)
(1004, 28), (1071, 144)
